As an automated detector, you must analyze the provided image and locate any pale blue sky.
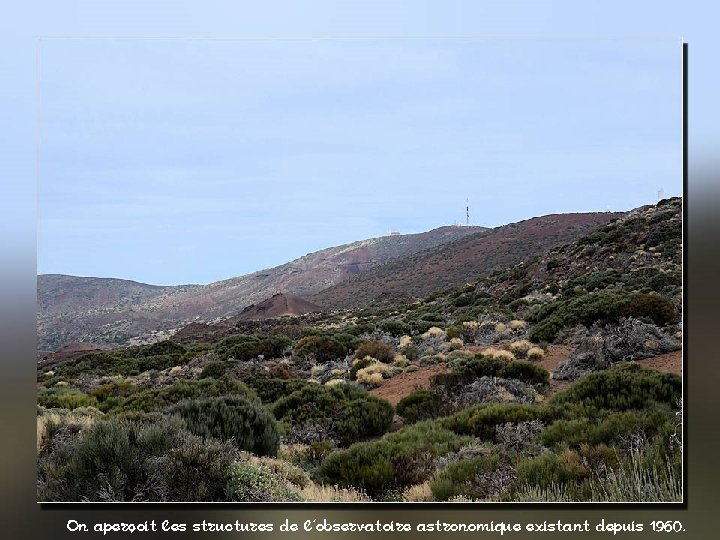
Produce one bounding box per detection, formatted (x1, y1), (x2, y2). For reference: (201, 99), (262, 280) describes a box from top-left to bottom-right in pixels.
(36, 36), (681, 285)
(7, 2), (702, 286)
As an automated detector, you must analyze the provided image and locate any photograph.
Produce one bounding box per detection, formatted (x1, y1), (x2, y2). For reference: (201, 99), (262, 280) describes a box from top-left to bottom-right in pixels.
(36, 36), (683, 503)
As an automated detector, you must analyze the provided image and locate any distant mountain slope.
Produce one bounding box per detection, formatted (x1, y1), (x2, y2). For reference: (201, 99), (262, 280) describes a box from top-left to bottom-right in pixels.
(37, 226), (485, 350)
(310, 212), (624, 309)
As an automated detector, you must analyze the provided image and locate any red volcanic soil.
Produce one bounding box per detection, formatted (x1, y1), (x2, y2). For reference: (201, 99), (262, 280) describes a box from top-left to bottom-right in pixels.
(370, 364), (447, 407)
(369, 346), (682, 406)
(312, 212), (623, 309)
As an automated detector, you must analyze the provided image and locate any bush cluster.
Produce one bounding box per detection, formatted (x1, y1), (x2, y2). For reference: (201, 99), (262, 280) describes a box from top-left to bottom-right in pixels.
(434, 355), (549, 389)
(38, 415), (238, 501)
(396, 390), (443, 423)
(105, 377), (258, 414)
(528, 290), (634, 343)
(354, 340), (394, 363)
(441, 403), (559, 441)
(317, 421), (470, 496)
(169, 396), (280, 457)
(272, 383), (393, 446)
(550, 364), (681, 411)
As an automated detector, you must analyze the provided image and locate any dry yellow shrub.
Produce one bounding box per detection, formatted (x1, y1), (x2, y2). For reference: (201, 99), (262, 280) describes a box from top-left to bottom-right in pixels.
(527, 347), (545, 360)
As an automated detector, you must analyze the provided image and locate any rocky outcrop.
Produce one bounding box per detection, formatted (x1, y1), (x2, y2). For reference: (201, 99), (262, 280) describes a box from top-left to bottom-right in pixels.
(554, 318), (681, 380)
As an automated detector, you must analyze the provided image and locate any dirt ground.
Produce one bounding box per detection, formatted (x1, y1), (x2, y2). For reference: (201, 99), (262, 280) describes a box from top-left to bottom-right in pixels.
(370, 345), (682, 406)
(370, 363), (447, 406)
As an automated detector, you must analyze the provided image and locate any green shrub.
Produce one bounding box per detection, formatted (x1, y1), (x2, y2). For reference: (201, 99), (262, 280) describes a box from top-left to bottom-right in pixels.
(430, 452), (505, 501)
(38, 388), (99, 410)
(516, 449), (589, 491)
(249, 378), (312, 404)
(199, 361), (230, 379)
(442, 403), (558, 441)
(169, 396), (280, 457)
(550, 364), (681, 411)
(50, 344), (187, 378)
(107, 378), (259, 414)
(254, 335), (293, 358)
(396, 390), (443, 423)
(272, 383), (393, 446)
(528, 290), (633, 343)
(157, 436), (239, 501)
(501, 361), (550, 386)
(435, 355), (549, 388)
(38, 415), (187, 501)
(226, 461), (302, 502)
(317, 421), (470, 496)
(378, 320), (411, 337)
(540, 409), (673, 449)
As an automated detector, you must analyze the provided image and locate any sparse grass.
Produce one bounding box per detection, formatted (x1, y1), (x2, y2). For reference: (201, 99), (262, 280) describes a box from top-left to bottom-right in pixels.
(300, 482), (372, 502)
(481, 348), (516, 362)
(403, 481), (435, 502)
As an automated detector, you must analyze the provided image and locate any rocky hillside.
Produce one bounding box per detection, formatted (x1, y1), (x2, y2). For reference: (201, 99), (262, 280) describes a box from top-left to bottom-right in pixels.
(37, 226), (484, 351)
(311, 211), (624, 309)
(235, 293), (322, 321)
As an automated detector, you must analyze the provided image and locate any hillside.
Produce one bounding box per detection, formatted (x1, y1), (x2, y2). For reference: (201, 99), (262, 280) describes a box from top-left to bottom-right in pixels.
(235, 293), (322, 320)
(37, 226), (484, 351)
(311, 211), (624, 309)
(36, 199), (683, 503)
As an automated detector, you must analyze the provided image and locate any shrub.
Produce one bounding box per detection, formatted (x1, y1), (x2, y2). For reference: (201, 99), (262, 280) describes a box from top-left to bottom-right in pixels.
(169, 396), (280, 457)
(442, 403), (558, 441)
(528, 290), (634, 343)
(226, 461), (302, 502)
(621, 293), (678, 326)
(248, 378), (311, 404)
(38, 415), (188, 501)
(294, 335), (346, 362)
(199, 361), (229, 379)
(158, 436), (239, 501)
(516, 448), (589, 491)
(509, 340), (532, 356)
(422, 327), (446, 340)
(317, 421), (470, 496)
(356, 371), (384, 387)
(350, 356), (375, 380)
(272, 383), (393, 446)
(38, 388), (98, 410)
(501, 361), (550, 386)
(354, 340), (394, 363)
(550, 364), (681, 411)
(435, 355), (549, 388)
(106, 377), (259, 413)
(431, 453), (513, 501)
(396, 390), (443, 423)
(378, 320), (411, 337)
(482, 348), (516, 361)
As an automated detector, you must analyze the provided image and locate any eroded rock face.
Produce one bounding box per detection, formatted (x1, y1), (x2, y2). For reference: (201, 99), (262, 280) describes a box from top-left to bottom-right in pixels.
(554, 318), (681, 380)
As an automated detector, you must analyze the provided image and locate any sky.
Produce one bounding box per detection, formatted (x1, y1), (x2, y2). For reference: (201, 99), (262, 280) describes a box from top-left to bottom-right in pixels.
(26, 6), (686, 286)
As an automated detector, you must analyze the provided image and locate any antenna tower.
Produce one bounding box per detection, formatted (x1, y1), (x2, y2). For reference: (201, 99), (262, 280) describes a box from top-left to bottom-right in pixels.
(657, 188), (665, 202)
(466, 198), (470, 226)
